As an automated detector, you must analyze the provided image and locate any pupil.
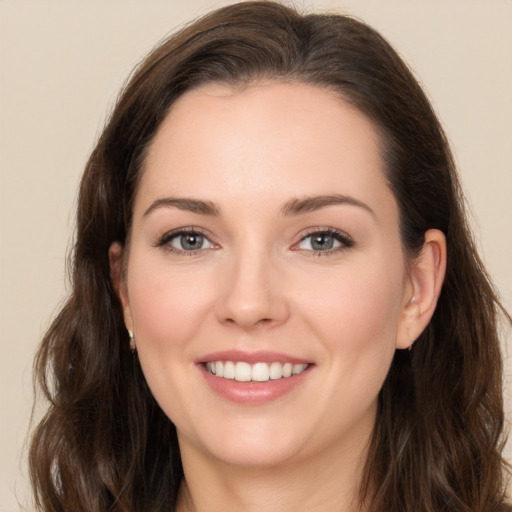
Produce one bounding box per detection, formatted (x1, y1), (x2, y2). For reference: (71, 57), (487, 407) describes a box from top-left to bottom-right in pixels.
(312, 234), (333, 250)
(181, 234), (203, 250)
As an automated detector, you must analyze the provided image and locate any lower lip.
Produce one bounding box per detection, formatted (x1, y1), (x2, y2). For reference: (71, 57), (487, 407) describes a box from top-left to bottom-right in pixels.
(199, 364), (312, 405)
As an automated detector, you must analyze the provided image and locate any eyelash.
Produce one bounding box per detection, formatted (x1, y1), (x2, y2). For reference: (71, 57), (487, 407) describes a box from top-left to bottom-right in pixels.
(292, 227), (354, 257)
(154, 227), (354, 256)
(154, 227), (216, 256)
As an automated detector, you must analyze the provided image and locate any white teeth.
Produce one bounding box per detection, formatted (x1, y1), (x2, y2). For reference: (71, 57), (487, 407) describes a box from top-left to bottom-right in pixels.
(235, 362), (252, 382)
(205, 360), (309, 381)
(293, 363), (308, 375)
(252, 362), (270, 382)
(269, 362), (283, 380)
(223, 361), (235, 379)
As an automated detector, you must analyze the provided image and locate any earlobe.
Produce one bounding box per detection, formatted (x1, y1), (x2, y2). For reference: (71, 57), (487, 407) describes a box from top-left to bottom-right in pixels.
(396, 229), (447, 349)
(109, 242), (134, 332)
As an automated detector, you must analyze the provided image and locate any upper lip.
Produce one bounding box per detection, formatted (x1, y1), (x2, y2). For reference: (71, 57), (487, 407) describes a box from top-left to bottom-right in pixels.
(196, 350), (311, 365)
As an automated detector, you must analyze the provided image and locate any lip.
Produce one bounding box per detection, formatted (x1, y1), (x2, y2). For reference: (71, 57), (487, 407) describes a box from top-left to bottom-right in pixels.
(196, 350), (313, 405)
(195, 350), (310, 365)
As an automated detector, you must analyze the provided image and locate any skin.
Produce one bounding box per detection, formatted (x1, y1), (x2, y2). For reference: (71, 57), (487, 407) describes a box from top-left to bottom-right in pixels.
(110, 82), (446, 512)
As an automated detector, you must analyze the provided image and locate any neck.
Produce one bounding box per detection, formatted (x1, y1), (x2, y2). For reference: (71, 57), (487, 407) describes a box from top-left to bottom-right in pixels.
(175, 432), (370, 512)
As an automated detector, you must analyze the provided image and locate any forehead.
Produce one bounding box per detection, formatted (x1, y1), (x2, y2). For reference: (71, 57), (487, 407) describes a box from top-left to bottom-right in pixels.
(138, 81), (392, 215)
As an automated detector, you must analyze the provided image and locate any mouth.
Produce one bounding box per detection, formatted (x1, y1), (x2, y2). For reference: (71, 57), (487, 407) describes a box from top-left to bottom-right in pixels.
(197, 351), (313, 404)
(204, 361), (309, 382)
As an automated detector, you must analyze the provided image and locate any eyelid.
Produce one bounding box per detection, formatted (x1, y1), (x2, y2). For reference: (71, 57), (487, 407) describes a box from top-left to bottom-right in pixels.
(154, 226), (219, 255)
(291, 227), (354, 254)
(154, 225), (353, 256)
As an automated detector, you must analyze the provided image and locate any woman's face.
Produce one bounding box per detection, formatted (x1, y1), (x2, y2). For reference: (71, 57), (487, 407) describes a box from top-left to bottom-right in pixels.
(118, 82), (415, 468)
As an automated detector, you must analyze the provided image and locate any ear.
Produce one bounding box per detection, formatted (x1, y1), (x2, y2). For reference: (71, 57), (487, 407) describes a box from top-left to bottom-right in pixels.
(109, 242), (134, 333)
(396, 229), (447, 350)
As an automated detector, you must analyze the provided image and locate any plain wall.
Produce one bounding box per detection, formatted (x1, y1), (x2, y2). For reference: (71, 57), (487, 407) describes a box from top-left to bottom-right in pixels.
(1, 1), (511, 509)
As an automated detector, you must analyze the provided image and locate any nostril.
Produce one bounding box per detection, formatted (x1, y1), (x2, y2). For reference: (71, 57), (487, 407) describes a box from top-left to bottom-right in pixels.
(223, 316), (273, 327)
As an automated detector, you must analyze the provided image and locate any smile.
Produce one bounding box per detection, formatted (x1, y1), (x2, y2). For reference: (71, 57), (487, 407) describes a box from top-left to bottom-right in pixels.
(205, 361), (309, 382)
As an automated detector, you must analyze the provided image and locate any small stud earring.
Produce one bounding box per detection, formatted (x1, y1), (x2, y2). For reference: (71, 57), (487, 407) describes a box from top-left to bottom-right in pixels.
(128, 330), (136, 352)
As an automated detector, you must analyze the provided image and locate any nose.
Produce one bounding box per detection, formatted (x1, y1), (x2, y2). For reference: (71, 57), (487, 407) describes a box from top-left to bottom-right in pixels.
(215, 247), (290, 330)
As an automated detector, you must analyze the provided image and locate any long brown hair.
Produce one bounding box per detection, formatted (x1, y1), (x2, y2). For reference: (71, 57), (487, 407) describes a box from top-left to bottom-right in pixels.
(30, 2), (511, 510)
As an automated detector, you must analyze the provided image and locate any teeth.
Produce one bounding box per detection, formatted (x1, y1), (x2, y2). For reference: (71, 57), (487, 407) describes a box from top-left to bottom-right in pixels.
(283, 363), (293, 378)
(252, 362), (269, 382)
(269, 362), (282, 380)
(223, 361), (235, 379)
(293, 363), (308, 375)
(205, 361), (309, 382)
(236, 362), (252, 382)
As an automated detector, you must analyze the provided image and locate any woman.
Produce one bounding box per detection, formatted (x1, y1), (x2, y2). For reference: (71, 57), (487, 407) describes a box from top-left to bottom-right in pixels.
(29, 1), (511, 510)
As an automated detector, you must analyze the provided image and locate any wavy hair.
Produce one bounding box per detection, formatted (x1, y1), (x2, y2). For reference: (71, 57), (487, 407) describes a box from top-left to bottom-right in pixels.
(30, 2), (511, 510)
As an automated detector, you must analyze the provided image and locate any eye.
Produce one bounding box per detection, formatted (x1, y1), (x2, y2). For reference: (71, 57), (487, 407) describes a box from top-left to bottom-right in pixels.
(294, 229), (354, 254)
(170, 232), (209, 251)
(156, 228), (217, 254)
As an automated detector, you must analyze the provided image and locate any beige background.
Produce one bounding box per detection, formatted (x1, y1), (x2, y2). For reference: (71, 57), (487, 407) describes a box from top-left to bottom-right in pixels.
(1, 1), (511, 509)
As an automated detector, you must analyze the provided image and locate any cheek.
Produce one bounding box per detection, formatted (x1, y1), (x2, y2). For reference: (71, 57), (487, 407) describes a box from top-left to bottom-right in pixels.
(296, 261), (404, 427)
(127, 263), (215, 354)
(295, 256), (405, 398)
(126, 261), (218, 426)
(301, 259), (404, 341)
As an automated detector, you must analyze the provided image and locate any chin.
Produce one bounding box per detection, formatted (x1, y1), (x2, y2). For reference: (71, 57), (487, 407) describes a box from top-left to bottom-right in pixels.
(178, 418), (308, 469)
(209, 440), (302, 469)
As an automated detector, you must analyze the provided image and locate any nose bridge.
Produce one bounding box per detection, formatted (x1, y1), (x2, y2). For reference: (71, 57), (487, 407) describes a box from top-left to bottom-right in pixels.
(217, 237), (289, 329)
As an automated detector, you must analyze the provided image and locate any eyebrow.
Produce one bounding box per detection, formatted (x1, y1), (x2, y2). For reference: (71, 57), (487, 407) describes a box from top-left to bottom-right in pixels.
(280, 194), (376, 218)
(143, 194), (375, 218)
(143, 197), (220, 217)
